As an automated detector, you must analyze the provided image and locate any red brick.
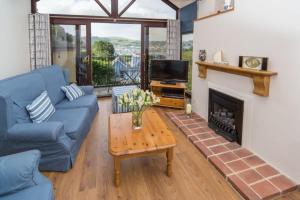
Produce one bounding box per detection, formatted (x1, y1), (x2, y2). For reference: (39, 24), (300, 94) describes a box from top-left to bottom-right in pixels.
(243, 155), (265, 167)
(238, 169), (264, 185)
(225, 142), (241, 150)
(226, 160), (249, 173)
(186, 123), (200, 129)
(256, 165), (279, 178)
(209, 145), (229, 155)
(181, 119), (196, 125)
(194, 141), (213, 158)
(193, 121), (208, 127)
(208, 156), (233, 177)
(193, 118), (206, 123)
(251, 180), (280, 199)
(269, 175), (297, 194)
(228, 175), (261, 200)
(172, 119), (183, 127)
(191, 127), (211, 134)
(179, 126), (193, 136)
(165, 112), (174, 118)
(196, 132), (215, 141)
(188, 135), (199, 143)
(177, 115), (191, 120)
(233, 148), (253, 158)
(202, 138), (223, 147)
(218, 151), (239, 163)
(216, 136), (229, 144)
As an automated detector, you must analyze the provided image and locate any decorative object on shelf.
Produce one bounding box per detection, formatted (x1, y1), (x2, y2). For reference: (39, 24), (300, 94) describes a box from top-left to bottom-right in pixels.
(119, 88), (160, 130)
(239, 56), (268, 71)
(224, 0), (234, 10)
(199, 50), (207, 61)
(213, 50), (229, 65)
(185, 98), (192, 118)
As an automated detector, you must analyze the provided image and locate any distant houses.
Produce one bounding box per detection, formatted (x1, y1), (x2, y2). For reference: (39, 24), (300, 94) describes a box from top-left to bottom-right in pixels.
(112, 55), (141, 84)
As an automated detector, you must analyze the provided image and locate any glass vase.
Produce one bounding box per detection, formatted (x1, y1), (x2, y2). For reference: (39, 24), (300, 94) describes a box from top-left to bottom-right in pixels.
(132, 111), (143, 130)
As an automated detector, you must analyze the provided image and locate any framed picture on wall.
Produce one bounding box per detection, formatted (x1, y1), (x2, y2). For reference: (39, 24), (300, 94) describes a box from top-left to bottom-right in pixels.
(239, 56), (268, 71)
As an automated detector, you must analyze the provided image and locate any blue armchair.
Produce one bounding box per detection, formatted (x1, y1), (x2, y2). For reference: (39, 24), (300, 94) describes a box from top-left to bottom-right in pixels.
(0, 150), (54, 200)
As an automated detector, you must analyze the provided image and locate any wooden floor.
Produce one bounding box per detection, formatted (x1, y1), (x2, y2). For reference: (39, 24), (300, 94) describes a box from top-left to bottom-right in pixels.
(45, 98), (300, 200)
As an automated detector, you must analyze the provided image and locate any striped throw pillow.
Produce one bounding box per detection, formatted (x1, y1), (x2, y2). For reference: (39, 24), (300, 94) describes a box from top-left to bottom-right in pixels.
(61, 83), (85, 101)
(26, 91), (56, 124)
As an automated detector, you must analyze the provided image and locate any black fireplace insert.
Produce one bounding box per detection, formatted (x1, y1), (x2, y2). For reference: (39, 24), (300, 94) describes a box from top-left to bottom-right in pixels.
(208, 89), (244, 145)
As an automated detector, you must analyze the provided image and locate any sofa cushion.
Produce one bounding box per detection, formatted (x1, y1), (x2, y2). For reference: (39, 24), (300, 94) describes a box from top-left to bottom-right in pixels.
(1, 182), (54, 200)
(0, 72), (46, 125)
(48, 108), (90, 140)
(34, 65), (67, 105)
(55, 95), (97, 111)
(26, 91), (56, 124)
(61, 83), (85, 101)
(0, 150), (40, 196)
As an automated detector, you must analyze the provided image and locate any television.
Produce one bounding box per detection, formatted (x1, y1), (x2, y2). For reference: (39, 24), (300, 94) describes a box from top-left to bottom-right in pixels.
(150, 60), (189, 84)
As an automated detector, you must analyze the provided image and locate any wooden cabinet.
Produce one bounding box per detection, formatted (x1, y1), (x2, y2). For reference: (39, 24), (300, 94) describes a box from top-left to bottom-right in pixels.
(150, 81), (186, 109)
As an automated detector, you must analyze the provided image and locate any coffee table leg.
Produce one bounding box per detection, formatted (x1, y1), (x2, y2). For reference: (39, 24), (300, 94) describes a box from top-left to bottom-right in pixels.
(114, 157), (121, 187)
(166, 147), (174, 177)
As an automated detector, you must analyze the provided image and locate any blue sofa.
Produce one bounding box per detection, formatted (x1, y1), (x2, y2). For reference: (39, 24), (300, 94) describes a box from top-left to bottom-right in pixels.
(0, 150), (54, 200)
(0, 66), (99, 171)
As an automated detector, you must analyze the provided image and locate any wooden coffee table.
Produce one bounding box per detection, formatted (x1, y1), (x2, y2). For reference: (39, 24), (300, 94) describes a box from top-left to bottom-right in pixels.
(109, 108), (176, 187)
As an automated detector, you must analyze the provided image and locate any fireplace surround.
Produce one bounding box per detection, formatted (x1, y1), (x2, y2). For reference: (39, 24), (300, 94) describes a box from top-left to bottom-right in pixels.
(208, 89), (244, 144)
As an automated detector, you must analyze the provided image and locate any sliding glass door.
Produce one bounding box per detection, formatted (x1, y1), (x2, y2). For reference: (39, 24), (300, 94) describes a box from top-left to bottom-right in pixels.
(51, 24), (91, 85)
(50, 21), (168, 92)
(91, 23), (141, 96)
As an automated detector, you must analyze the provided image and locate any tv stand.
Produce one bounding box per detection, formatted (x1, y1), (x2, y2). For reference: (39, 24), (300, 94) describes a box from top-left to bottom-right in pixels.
(150, 81), (186, 109)
(160, 81), (177, 85)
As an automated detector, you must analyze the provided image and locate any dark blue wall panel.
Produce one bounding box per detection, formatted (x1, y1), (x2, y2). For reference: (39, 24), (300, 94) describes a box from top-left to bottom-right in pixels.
(180, 1), (197, 34)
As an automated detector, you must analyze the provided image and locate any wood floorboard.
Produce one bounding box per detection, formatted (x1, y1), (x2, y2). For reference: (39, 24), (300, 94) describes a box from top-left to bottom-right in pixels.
(44, 98), (300, 200)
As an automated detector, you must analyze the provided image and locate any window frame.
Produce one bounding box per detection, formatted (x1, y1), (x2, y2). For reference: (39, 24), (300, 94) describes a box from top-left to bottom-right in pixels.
(32, 0), (179, 20)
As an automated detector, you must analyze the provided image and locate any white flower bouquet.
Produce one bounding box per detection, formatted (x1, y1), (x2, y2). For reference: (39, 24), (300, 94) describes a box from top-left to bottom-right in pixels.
(119, 88), (160, 129)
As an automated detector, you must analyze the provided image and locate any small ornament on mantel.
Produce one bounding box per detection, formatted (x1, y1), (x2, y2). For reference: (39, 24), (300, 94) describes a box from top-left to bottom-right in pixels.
(199, 50), (207, 61)
(213, 50), (229, 65)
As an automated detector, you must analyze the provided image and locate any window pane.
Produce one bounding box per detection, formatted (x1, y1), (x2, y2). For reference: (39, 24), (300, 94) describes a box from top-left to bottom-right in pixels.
(91, 23), (141, 95)
(149, 28), (167, 59)
(122, 0), (176, 19)
(37, 0), (108, 16)
(182, 34), (193, 92)
(118, 0), (132, 12)
(51, 25), (77, 82)
(101, 0), (111, 11)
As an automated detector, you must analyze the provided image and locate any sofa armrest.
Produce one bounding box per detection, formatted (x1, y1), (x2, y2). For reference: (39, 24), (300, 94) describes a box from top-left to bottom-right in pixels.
(0, 150), (41, 196)
(80, 85), (94, 95)
(7, 122), (64, 142)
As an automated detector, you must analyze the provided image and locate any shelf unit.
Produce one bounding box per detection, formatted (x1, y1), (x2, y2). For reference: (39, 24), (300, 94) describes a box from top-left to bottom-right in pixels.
(194, 8), (234, 22)
(195, 61), (278, 97)
(150, 81), (186, 109)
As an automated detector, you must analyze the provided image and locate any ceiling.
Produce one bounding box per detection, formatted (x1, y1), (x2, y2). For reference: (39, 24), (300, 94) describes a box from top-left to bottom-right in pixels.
(169, 0), (195, 8)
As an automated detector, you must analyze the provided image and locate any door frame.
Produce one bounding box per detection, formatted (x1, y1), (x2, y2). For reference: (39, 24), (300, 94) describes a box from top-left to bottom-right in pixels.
(50, 16), (167, 89)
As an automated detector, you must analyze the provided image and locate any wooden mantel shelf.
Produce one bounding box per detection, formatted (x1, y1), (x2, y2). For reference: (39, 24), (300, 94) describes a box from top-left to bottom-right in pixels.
(195, 61), (278, 97)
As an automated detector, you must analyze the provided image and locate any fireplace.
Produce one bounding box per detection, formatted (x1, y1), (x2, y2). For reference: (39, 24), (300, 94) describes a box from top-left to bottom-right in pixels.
(208, 89), (244, 145)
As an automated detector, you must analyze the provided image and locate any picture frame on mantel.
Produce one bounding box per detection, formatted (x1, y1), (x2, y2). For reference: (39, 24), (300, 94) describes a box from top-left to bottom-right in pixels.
(239, 56), (268, 71)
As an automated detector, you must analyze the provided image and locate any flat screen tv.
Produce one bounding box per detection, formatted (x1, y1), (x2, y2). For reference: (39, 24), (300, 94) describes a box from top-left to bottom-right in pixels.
(150, 60), (189, 84)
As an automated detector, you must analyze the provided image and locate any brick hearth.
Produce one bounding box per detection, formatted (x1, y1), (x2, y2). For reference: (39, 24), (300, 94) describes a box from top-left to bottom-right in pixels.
(166, 111), (297, 200)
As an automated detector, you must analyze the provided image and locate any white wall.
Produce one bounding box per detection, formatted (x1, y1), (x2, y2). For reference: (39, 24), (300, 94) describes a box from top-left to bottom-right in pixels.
(192, 0), (300, 183)
(0, 0), (31, 80)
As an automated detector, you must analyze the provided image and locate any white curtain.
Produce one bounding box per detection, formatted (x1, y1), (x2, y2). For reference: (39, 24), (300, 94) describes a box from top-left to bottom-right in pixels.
(167, 20), (181, 60)
(29, 14), (51, 70)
